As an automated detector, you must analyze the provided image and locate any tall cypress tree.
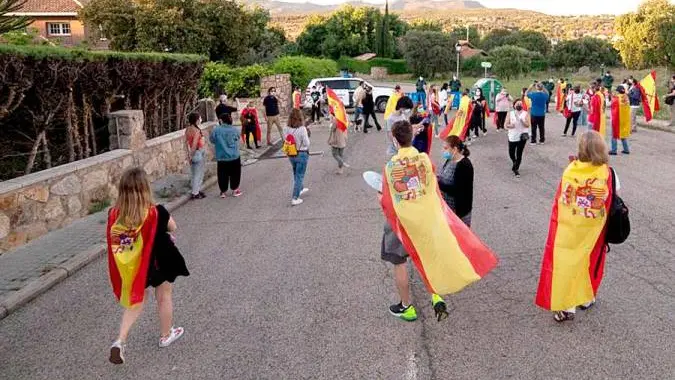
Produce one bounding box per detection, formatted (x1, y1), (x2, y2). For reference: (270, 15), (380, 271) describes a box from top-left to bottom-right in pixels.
(375, 0), (391, 57)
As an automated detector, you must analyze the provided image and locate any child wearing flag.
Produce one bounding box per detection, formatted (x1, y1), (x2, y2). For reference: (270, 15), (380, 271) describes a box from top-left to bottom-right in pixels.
(327, 110), (349, 175)
(107, 168), (189, 364)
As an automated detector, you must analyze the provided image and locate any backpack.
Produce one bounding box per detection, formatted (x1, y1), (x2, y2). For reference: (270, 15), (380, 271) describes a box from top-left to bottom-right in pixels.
(606, 168), (630, 245)
(281, 133), (298, 157)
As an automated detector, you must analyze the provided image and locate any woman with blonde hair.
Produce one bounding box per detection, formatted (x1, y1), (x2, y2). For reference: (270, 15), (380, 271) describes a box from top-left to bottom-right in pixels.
(535, 130), (619, 322)
(284, 108), (311, 206)
(107, 168), (189, 364)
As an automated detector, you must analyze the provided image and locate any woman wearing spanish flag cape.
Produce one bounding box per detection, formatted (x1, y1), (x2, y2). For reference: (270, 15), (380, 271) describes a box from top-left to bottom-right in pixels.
(439, 88), (474, 142)
(106, 168), (189, 364)
(535, 131), (618, 322)
(376, 120), (497, 322)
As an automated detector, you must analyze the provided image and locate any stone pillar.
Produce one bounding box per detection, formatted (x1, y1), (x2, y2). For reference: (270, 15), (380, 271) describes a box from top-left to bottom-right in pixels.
(108, 110), (146, 151)
(371, 67), (388, 80)
(197, 98), (217, 123)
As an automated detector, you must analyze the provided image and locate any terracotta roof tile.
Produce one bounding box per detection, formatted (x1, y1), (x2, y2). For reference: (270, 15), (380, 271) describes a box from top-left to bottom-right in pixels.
(16, 0), (88, 13)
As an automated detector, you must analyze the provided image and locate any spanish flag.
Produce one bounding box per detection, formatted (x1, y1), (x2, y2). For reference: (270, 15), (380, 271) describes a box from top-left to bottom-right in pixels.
(106, 207), (158, 308)
(326, 87), (348, 132)
(589, 91), (607, 137)
(384, 91), (402, 121)
(439, 95), (474, 140)
(535, 162), (613, 311)
(522, 95), (532, 112)
(611, 93), (631, 139)
(638, 71), (660, 122)
(556, 82), (567, 113)
(381, 147), (498, 295)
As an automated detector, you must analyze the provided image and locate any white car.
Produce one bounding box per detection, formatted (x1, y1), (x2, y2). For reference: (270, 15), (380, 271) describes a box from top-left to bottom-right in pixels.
(304, 77), (393, 113)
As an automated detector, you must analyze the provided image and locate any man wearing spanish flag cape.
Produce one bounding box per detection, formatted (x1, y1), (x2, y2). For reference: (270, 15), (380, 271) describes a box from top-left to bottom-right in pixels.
(376, 120), (498, 322)
(535, 131), (616, 322)
(439, 88), (474, 142)
(609, 86), (631, 155)
(588, 83), (607, 137)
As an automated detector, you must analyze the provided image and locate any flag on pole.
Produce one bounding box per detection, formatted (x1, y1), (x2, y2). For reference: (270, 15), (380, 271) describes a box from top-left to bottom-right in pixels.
(611, 93), (632, 139)
(535, 162), (613, 311)
(381, 147), (498, 295)
(439, 95), (473, 140)
(326, 87), (348, 132)
(384, 91), (403, 121)
(638, 71), (660, 122)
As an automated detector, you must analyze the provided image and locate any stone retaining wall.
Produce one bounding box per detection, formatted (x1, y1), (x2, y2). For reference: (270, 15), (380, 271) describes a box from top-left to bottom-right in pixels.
(0, 110), (217, 254)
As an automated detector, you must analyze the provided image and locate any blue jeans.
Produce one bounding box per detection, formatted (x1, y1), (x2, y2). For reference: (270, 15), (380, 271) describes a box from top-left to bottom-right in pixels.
(353, 107), (363, 123)
(190, 149), (206, 195)
(289, 151), (309, 199)
(610, 138), (630, 153)
(417, 91), (427, 109)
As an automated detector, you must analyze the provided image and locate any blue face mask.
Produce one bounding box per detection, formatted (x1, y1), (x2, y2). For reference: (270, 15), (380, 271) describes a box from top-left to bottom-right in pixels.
(442, 151), (453, 160)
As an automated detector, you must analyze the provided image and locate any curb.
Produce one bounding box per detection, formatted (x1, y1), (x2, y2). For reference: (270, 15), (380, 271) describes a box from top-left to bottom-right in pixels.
(636, 121), (673, 133)
(0, 142), (278, 321)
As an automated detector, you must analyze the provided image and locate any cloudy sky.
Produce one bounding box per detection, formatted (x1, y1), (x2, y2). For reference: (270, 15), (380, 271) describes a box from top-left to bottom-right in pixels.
(276, 0), (655, 16)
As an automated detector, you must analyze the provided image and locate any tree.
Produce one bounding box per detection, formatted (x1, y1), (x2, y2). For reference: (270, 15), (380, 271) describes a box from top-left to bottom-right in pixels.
(550, 37), (621, 69)
(479, 29), (514, 52)
(408, 19), (443, 32)
(505, 30), (551, 56)
(0, 0), (31, 34)
(401, 31), (455, 78)
(447, 26), (480, 45)
(489, 45), (532, 80)
(375, 0), (392, 57)
(615, 0), (675, 69)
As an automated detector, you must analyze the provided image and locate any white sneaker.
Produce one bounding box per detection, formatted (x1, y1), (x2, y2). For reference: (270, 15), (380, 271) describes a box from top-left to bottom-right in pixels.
(109, 340), (125, 364)
(159, 326), (184, 348)
(291, 198), (304, 206)
(300, 188), (309, 196)
(342, 162), (351, 168)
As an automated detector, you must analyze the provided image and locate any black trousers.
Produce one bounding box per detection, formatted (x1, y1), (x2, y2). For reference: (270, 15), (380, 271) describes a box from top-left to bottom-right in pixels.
(531, 115), (546, 143)
(508, 139), (526, 172)
(217, 158), (241, 193)
(564, 111), (581, 136)
(363, 109), (381, 131)
(496, 112), (507, 129)
(311, 103), (321, 122)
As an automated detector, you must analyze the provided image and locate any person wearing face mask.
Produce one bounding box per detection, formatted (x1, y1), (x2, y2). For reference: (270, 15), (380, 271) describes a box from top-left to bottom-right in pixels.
(362, 86), (382, 133)
(469, 89), (487, 140)
(262, 87), (283, 146)
(385, 96), (415, 159)
(240, 102), (261, 149)
(505, 99), (530, 178)
(437, 135), (474, 227)
(495, 88), (513, 130)
(563, 86), (583, 137)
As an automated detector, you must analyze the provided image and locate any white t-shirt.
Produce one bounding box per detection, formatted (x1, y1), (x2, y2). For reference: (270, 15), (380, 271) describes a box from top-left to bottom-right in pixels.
(567, 93), (583, 113)
(439, 90), (448, 107)
(507, 110), (529, 142)
(386, 113), (409, 158)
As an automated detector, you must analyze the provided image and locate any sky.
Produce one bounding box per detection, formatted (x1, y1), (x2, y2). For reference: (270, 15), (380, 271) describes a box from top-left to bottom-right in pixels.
(276, 0), (652, 16)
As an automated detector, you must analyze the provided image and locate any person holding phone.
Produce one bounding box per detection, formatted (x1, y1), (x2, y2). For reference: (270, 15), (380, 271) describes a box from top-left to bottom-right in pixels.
(505, 99), (530, 178)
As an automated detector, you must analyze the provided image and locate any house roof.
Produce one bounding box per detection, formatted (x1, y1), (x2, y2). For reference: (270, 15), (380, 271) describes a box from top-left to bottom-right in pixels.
(461, 48), (488, 59)
(9, 0), (87, 15)
(353, 53), (377, 61)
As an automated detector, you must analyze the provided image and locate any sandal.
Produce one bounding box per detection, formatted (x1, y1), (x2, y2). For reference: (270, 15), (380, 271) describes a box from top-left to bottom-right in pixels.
(578, 300), (596, 311)
(553, 311), (575, 322)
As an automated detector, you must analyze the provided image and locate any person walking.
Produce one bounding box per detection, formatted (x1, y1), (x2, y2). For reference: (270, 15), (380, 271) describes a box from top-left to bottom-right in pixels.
(563, 86), (583, 137)
(439, 83), (449, 126)
(362, 86), (382, 133)
(185, 112), (206, 200)
(262, 87), (283, 146)
(352, 81), (366, 130)
(628, 79), (642, 132)
(527, 83), (549, 145)
(469, 90), (487, 140)
(210, 113), (243, 198)
(107, 167), (189, 365)
(495, 88), (513, 131)
(505, 99), (530, 178)
(437, 135), (474, 226)
(416, 76), (427, 108)
(240, 102), (261, 149)
(327, 110), (349, 175)
(535, 130), (618, 322)
(429, 85), (442, 136)
(609, 86), (632, 155)
(284, 109), (311, 206)
(310, 86), (322, 124)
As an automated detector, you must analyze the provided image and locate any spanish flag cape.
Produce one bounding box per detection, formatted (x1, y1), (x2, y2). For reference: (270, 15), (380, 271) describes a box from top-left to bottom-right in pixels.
(240, 108), (262, 145)
(384, 91), (403, 121)
(326, 87), (348, 131)
(535, 161), (613, 311)
(381, 147), (498, 295)
(107, 207), (159, 308)
(589, 91), (607, 137)
(292, 90), (302, 109)
(439, 95), (474, 140)
(638, 70), (660, 122)
(556, 82), (567, 112)
(521, 94), (532, 112)
(611, 93), (631, 139)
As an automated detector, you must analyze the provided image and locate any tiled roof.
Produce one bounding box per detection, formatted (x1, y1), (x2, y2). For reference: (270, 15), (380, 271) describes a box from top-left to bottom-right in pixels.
(15, 0), (88, 14)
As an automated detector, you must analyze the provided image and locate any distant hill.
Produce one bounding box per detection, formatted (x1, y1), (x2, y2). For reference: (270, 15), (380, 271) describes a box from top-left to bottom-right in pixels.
(245, 0), (485, 14)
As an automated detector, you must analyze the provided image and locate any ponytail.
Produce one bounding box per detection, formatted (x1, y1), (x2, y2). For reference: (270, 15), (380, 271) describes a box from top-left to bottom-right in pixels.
(445, 135), (470, 158)
(459, 141), (470, 157)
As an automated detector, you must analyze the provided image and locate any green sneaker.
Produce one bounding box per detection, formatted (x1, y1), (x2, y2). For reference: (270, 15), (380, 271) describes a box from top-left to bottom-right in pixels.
(389, 302), (417, 321)
(431, 294), (449, 322)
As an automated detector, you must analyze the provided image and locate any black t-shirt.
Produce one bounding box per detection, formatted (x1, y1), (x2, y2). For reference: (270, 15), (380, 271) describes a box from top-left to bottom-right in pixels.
(262, 95), (279, 116)
(215, 103), (237, 119)
(146, 205), (189, 287)
(311, 91), (321, 103)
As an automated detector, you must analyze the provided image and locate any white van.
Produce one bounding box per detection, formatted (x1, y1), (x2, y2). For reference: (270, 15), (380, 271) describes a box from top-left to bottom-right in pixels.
(305, 77), (393, 113)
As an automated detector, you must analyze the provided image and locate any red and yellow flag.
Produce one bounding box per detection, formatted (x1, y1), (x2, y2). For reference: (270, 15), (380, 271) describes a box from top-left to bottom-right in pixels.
(106, 207), (158, 308)
(535, 162), (613, 311)
(439, 95), (473, 140)
(589, 91), (607, 137)
(638, 71), (660, 122)
(556, 82), (567, 113)
(522, 95), (532, 112)
(385, 91), (403, 121)
(326, 87), (347, 132)
(381, 147), (498, 295)
(611, 93), (631, 139)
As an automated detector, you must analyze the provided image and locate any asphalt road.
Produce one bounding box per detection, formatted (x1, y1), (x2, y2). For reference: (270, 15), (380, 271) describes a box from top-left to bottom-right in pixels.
(1, 114), (673, 379)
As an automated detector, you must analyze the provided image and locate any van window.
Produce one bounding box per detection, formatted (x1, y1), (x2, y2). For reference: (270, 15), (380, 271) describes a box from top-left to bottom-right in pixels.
(347, 80), (362, 90)
(326, 80), (349, 90)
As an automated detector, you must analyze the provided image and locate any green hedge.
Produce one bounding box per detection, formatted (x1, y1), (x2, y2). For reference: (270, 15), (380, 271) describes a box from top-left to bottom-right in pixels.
(0, 44), (206, 62)
(271, 56), (339, 89)
(337, 56), (409, 75)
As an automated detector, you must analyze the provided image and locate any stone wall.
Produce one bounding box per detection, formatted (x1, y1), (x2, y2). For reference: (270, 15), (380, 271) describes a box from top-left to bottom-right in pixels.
(0, 110), (217, 254)
(371, 67), (388, 80)
(260, 74), (292, 118)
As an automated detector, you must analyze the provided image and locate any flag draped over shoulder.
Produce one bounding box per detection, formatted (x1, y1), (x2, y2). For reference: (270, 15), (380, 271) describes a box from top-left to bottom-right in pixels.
(107, 207), (158, 308)
(589, 91), (607, 137)
(384, 91), (402, 121)
(556, 82), (566, 112)
(522, 95), (532, 112)
(381, 147), (498, 295)
(638, 71), (660, 122)
(439, 95), (473, 140)
(326, 87), (348, 132)
(535, 162), (613, 311)
(611, 93), (631, 139)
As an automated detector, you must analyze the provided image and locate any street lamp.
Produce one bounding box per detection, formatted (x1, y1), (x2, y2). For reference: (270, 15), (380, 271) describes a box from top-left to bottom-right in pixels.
(455, 43), (462, 80)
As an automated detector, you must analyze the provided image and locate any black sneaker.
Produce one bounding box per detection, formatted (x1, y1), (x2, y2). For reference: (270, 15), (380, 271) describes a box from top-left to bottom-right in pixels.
(389, 302), (417, 321)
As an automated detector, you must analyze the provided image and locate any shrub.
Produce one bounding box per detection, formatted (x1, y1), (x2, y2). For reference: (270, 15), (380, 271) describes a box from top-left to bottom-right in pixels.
(461, 56), (484, 77)
(489, 45), (532, 80)
(401, 31), (456, 78)
(337, 56), (409, 75)
(199, 63), (273, 98)
(271, 56), (339, 88)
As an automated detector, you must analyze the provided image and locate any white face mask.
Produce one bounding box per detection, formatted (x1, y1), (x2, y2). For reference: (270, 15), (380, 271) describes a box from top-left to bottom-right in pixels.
(402, 109), (412, 117)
